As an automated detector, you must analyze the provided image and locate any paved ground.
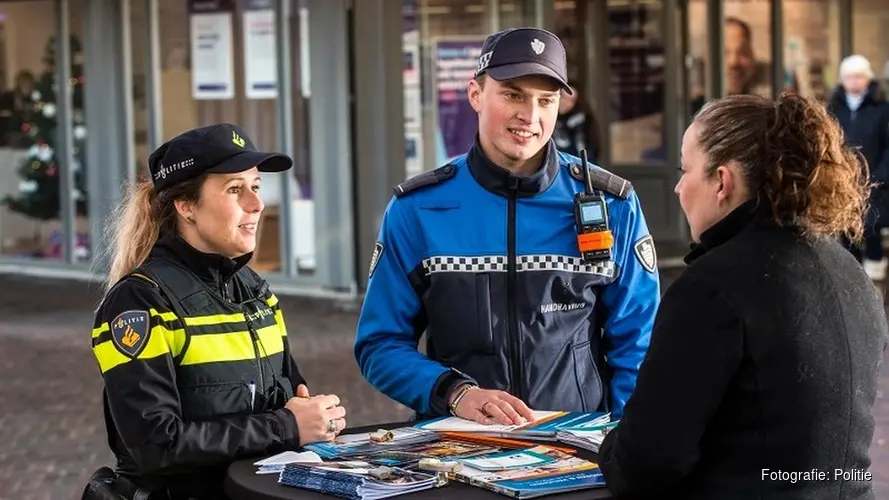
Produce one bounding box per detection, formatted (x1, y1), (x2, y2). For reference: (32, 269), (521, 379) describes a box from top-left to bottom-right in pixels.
(0, 268), (885, 499)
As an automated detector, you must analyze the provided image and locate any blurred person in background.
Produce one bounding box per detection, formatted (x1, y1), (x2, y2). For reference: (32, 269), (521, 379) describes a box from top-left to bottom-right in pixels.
(83, 124), (347, 500)
(553, 82), (601, 162)
(828, 54), (889, 283)
(599, 93), (887, 499)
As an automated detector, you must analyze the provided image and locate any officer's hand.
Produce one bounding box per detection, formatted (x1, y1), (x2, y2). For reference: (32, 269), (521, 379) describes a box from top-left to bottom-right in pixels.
(296, 384), (311, 398)
(285, 394), (347, 446)
(452, 386), (535, 425)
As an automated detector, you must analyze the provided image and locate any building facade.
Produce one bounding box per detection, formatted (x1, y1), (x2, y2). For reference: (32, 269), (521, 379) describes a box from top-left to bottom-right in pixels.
(0, 0), (876, 296)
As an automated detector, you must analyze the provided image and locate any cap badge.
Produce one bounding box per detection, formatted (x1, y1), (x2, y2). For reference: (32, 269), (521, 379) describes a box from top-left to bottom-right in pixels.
(232, 131), (245, 148)
(531, 38), (545, 55)
(478, 51), (492, 73)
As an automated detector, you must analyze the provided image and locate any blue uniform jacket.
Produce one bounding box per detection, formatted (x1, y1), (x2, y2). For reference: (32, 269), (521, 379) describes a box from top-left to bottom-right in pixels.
(354, 140), (660, 420)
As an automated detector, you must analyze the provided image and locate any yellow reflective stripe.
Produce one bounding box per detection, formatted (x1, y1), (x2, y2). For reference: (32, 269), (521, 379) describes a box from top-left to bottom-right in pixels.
(163, 325), (187, 358)
(183, 313), (244, 326)
(179, 325), (285, 366)
(257, 324), (285, 355)
(275, 309), (287, 337)
(91, 308), (177, 339)
(92, 323), (108, 339)
(93, 324), (176, 374)
(267, 294), (279, 308)
(179, 329), (284, 365)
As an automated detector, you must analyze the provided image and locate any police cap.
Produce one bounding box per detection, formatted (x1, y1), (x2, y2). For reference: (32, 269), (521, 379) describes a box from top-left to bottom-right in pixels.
(475, 27), (572, 95)
(147, 123), (292, 193)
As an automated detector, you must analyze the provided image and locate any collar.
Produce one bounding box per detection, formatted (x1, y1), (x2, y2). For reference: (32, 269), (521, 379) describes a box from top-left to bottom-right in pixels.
(684, 199), (765, 264)
(154, 233), (252, 287)
(466, 136), (560, 197)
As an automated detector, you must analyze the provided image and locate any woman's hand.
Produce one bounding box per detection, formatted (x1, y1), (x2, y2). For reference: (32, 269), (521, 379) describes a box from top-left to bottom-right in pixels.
(285, 393), (347, 446)
(451, 385), (535, 425)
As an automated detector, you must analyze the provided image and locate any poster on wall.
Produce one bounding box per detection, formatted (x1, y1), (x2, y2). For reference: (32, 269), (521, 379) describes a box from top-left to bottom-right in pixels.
(189, 0), (236, 100)
(433, 37), (485, 166)
(242, 0), (277, 99)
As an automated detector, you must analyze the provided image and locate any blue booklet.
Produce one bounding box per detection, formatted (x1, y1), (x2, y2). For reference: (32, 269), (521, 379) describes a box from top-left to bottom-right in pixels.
(278, 461), (440, 500)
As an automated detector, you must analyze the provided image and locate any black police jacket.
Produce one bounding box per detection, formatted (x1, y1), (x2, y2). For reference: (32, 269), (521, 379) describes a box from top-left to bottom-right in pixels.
(90, 235), (305, 499)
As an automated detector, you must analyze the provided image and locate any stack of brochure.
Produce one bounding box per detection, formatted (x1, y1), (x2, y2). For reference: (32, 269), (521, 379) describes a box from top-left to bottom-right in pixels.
(554, 421), (618, 454)
(415, 410), (611, 441)
(253, 450), (323, 475)
(277, 461), (440, 500)
(354, 439), (501, 468)
(453, 444), (607, 498)
(304, 427), (441, 459)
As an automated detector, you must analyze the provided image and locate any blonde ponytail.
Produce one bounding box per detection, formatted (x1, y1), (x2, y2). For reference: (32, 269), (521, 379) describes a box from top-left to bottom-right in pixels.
(96, 173), (208, 302)
(101, 181), (160, 296)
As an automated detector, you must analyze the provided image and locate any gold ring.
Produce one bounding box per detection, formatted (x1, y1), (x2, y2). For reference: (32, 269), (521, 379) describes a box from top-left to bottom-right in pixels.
(328, 419), (337, 433)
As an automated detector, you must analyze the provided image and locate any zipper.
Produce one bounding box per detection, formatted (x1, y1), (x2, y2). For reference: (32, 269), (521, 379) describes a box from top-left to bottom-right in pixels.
(247, 318), (265, 404)
(506, 179), (524, 401)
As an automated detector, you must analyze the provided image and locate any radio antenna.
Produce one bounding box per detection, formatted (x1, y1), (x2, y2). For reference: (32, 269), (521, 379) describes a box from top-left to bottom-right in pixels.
(580, 149), (594, 195)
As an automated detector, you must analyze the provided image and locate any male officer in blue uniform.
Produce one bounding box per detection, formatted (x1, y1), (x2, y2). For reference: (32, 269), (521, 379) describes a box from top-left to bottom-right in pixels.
(354, 27), (660, 425)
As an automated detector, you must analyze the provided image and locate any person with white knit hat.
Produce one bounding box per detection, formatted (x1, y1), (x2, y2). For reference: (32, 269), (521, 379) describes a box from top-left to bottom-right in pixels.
(829, 54), (889, 283)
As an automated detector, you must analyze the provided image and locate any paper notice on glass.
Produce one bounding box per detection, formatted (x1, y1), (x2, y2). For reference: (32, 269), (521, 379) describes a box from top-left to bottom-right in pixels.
(242, 7), (277, 99)
(190, 11), (235, 100)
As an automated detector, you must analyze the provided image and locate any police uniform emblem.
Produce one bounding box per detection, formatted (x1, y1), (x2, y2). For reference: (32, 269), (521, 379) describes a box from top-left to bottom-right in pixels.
(110, 310), (150, 358)
(633, 235), (657, 273)
(368, 242), (384, 279)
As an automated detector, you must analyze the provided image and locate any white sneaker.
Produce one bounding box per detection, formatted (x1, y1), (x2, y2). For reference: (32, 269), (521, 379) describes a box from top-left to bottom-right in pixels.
(863, 258), (888, 281)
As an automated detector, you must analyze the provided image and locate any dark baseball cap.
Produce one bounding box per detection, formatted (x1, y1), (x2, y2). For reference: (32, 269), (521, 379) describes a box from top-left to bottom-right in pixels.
(147, 123), (292, 192)
(475, 27), (572, 95)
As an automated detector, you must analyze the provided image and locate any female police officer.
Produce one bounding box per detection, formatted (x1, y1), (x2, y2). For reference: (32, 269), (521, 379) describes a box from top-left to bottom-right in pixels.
(88, 123), (347, 499)
(598, 93), (888, 499)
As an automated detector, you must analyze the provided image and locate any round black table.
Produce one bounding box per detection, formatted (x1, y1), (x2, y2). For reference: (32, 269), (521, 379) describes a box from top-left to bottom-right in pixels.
(224, 421), (614, 500)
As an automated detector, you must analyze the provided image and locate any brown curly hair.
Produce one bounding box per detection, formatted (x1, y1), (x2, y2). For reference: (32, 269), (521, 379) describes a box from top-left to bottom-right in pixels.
(693, 91), (871, 241)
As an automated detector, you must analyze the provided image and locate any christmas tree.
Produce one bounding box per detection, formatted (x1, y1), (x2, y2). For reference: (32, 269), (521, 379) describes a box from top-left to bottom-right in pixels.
(2, 34), (88, 221)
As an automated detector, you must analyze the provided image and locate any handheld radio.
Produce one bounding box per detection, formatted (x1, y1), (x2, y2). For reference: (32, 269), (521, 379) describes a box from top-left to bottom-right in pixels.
(573, 150), (613, 262)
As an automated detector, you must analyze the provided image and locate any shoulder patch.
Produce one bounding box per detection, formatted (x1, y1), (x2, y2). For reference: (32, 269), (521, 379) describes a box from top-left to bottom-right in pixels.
(368, 242), (384, 279)
(569, 163), (633, 199)
(633, 235), (657, 273)
(110, 310), (151, 358)
(393, 164), (457, 198)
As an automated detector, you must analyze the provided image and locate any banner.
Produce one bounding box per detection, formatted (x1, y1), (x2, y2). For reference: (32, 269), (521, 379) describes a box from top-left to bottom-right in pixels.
(189, 0), (236, 100)
(433, 37), (485, 165)
(242, 0), (277, 99)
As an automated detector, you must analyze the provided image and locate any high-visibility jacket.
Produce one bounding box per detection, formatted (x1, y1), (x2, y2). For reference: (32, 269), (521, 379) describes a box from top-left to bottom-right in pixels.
(90, 235), (303, 499)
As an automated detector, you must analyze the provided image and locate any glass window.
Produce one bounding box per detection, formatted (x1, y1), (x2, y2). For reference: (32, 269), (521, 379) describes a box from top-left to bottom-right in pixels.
(553, 1), (605, 164)
(851, 0), (889, 96)
(156, 1), (313, 275)
(783, 0), (841, 102)
(608, 0), (667, 164)
(0, 0), (86, 262)
(722, 3), (772, 98)
(412, 0), (489, 172)
(499, 0), (538, 30)
(687, 1), (773, 107)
